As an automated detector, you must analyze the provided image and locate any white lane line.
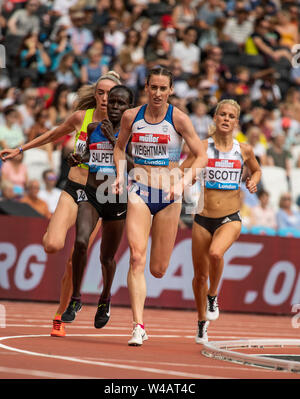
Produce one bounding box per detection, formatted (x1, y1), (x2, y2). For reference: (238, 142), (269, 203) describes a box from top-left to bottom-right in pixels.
(4, 324), (296, 338)
(0, 366), (99, 379)
(0, 334), (228, 379)
(81, 356), (268, 372)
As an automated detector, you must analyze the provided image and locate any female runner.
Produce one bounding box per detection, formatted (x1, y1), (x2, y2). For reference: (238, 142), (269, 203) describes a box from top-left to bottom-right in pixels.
(61, 85), (134, 328)
(0, 71), (121, 337)
(181, 99), (261, 343)
(113, 67), (208, 346)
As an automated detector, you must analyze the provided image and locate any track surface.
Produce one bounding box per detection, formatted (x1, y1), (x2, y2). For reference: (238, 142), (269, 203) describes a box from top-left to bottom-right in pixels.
(0, 300), (299, 380)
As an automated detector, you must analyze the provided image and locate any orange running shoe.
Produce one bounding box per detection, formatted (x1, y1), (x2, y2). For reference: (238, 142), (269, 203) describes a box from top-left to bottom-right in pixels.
(50, 316), (66, 337)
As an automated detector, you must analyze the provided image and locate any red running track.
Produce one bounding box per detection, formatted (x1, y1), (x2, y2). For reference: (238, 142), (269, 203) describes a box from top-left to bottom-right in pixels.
(0, 300), (299, 380)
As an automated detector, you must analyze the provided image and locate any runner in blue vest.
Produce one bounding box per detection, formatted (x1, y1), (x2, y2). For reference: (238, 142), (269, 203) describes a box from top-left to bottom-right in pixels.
(61, 85), (134, 329)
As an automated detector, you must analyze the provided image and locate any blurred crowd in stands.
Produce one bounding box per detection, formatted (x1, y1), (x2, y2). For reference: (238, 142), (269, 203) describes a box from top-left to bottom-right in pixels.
(0, 0), (300, 235)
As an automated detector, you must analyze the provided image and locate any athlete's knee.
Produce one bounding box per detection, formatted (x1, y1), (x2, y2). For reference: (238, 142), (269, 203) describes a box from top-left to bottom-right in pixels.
(150, 264), (167, 279)
(100, 253), (116, 268)
(130, 248), (146, 273)
(74, 237), (89, 254)
(193, 272), (208, 286)
(208, 248), (223, 263)
(43, 233), (64, 253)
(150, 269), (165, 279)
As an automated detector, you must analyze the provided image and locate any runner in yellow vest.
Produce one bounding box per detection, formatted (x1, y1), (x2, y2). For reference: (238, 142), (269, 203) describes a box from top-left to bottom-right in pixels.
(0, 71), (121, 337)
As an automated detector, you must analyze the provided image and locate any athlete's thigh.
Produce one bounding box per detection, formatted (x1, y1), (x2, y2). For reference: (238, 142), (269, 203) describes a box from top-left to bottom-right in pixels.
(76, 201), (100, 243)
(149, 202), (182, 268)
(192, 221), (212, 274)
(126, 192), (152, 255)
(45, 191), (78, 243)
(210, 221), (241, 257)
(100, 218), (126, 259)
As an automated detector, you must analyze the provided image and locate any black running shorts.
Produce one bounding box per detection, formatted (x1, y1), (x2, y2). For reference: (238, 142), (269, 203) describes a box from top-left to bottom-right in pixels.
(63, 178), (88, 204)
(85, 184), (127, 221)
(194, 211), (242, 235)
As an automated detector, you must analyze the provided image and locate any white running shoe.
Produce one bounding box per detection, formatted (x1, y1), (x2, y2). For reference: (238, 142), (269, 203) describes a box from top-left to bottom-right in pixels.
(128, 323), (148, 346)
(195, 320), (209, 344)
(206, 295), (219, 321)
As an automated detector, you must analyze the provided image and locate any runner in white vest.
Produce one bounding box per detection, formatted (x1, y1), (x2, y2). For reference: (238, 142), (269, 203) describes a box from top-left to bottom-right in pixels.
(181, 99), (261, 344)
(113, 67), (208, 346)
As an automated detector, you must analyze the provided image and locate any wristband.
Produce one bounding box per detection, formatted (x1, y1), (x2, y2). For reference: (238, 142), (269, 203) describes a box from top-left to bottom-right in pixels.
(18, 147), (23, 154)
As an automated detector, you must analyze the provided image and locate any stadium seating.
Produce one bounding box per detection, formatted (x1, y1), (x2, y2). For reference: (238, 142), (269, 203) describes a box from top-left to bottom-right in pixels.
(290, 168), (300, 205)
(249, 226), (277, 236)
(260, 166), (289, 210)
(277, 227), (300, 238)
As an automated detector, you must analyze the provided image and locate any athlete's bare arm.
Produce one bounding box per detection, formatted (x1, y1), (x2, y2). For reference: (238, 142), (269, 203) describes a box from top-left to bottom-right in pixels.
(113, 108), (138, 193)
(173, 108), (208, 184)
(240, 143), (262, 193)
(0, 111), (85, 161)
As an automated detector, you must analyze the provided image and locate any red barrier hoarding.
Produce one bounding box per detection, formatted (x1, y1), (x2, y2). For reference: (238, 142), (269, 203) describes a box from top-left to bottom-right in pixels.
(0, 215), (299, 315)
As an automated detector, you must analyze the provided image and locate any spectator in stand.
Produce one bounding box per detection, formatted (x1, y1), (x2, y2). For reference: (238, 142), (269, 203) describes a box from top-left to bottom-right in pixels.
(198, 58), (220, 97)
(190, 99), (213, 140)
(17, 33), (51, 79)
(196, 0), (225, 30)
(103, 17), (125, 55)
(266, 133), (292, 184)
(246, 126), (268, 165)
(171, 26), (200, 75)
(108, 0), (131, 26)
(36, 72), (59, 109)
(276, 192), (300, 231)
(235, 66), (251, 96)
(251, 82), (278, 111)
(51, 0), (78, 19)
(171, 0), (197, 39)
(274, 9), (298, 50)
(119, 28), (145, 67)
(7, 0), (41, 37)
(0, 180), (16, 200)
(80, 44), (109, 85)
(48, 84), (71, 127)
(21, 179), (51, 219)
(67, 9), (94, 58)
(250, 189), (277, 229)
(145, 28), (172, 65)
(246, 17), (291, 65)
(272, 103), (300, 150)
(27, 109), (54, 167)
(222, 6), (254, 48)
(17, 88), (42, 136)
(284, 88), (300, 125)
(48, 26), (73, 72)
(91, 0), (110, 28)
(1, 153), (28, 198)
(250, 69), (281, 103)
(55, 52), (80, 90)
(38, 169), (62, 214)
(0, 106), (24, 150)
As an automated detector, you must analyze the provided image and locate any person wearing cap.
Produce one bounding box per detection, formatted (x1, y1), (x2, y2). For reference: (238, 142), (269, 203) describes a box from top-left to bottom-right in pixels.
(67, 9), (94, 57)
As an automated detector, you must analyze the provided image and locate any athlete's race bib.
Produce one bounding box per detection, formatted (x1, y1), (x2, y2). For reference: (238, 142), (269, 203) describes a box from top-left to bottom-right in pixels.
(89, 142), (116, 174)
(131, 132), (170, 166)
(205, 159), (242, 190)
(76, 131), (87, 155)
